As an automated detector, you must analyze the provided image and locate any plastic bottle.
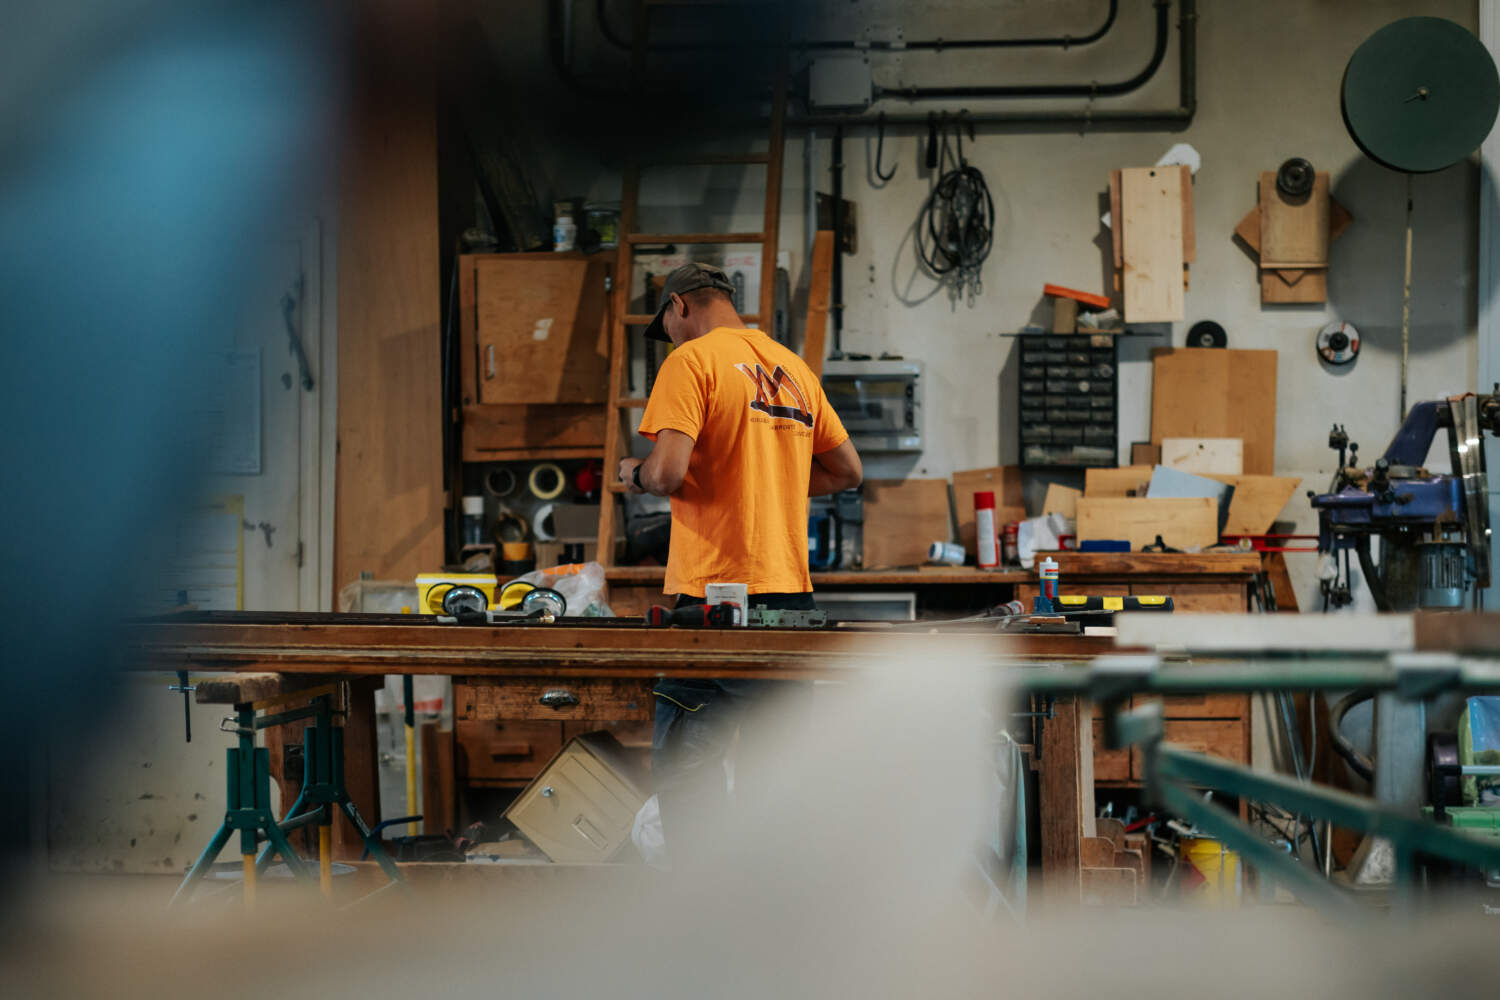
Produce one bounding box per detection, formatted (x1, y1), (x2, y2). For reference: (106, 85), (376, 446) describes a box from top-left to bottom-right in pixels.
(461, 495), (485, 547)
(975, 491), (999, 568)
(1039, 556), (1060, 604)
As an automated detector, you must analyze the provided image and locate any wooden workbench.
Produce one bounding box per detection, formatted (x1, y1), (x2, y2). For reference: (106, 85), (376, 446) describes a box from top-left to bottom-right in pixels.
(121, 613), (1116, 902)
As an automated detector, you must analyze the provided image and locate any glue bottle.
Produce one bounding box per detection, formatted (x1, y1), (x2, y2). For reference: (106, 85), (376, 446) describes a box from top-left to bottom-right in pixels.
(1038, 556), (1060, 612)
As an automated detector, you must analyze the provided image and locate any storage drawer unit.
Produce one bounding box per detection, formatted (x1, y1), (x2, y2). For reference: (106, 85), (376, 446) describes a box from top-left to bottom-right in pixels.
(1016, 333), (1117, 468)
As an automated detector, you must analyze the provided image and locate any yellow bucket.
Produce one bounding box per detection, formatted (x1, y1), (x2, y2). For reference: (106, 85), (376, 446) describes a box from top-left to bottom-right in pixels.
(1180, 837), (1241, 908)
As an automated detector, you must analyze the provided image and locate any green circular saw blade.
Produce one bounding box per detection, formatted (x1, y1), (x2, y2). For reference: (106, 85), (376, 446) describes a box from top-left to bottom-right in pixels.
(1342, 16), (1500, 173)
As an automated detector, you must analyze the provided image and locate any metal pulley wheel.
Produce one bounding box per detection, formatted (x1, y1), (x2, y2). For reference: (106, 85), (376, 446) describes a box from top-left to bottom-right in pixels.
(1316, 321), (1361, 365)
(1276, 158), (1315, 198)
(441, 585), (489, 616)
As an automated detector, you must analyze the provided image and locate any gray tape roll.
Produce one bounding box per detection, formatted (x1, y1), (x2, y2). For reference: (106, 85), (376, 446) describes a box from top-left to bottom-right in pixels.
(485, 466), (517, 498)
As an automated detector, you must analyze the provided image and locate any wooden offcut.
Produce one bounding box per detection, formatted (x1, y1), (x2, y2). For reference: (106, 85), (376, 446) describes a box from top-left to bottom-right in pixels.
(802, 230), (835, 379)
(1042, 483), (1083, 519)
(1074, 497), (1218, 551)
(862, 478), (953, 569)
(1150, 348), (1277, 475)
(1258, 171), (1330, 266)
(1160, 437), (1245, 475)
(1204, 474), (1302, 536)
(1120, 166), (1185, 322)
(1084, 465), (1153, 497)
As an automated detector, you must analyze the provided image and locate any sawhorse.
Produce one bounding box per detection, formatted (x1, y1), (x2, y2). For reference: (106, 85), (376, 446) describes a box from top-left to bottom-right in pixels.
(170, 677), (404, 906)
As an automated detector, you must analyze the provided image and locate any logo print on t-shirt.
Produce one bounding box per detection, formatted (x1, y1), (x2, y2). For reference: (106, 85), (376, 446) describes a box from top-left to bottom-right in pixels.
(733, 363), (813, 427)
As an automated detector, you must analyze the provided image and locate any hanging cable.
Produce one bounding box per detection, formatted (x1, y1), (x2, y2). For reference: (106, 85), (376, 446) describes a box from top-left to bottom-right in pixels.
(915, 112), (993, 304)
(873, 113), (897, 182)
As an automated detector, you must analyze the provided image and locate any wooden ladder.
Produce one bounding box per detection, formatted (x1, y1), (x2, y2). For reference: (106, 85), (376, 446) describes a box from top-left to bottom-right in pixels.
(596, 41), (788, 581)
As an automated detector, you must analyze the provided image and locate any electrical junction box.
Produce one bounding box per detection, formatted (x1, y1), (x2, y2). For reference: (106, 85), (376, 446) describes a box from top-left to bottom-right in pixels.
(822, 358), (923, 453)
(809, 55), (872, 110)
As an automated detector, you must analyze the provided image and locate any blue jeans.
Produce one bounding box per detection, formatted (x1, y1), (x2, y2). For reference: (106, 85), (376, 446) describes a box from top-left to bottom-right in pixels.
(651, 592), (816, 866)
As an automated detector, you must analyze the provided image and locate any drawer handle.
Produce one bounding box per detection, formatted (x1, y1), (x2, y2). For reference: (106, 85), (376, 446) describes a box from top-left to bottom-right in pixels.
(539, 689), (579, 708)
(485, 344), (496, 379)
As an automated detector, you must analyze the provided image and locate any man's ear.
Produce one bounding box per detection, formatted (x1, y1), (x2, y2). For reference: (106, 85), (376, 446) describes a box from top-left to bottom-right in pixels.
(670, 292), (684, 316)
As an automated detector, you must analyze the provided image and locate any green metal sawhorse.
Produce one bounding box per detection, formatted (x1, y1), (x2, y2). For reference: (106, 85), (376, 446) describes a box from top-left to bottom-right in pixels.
(170, 681), (404, 907)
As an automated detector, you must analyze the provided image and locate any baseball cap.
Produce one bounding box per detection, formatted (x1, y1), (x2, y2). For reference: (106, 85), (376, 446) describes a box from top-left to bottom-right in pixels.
(643, 262), (737, 342)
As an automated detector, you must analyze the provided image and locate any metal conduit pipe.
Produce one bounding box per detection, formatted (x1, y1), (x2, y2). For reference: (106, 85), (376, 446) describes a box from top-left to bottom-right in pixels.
(596, 0), (1121, 53)
(874, 0), (1169, 102)
(789, 0), (1195, 130)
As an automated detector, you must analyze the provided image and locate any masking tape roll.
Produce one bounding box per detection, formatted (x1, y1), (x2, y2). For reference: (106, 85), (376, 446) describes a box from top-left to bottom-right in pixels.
(500, 541), (533, 561)
(485, 466), (517, 498)
(528, 462), (566, 501)
(532, 502), (557, 542)
(494, 511), (529, 543)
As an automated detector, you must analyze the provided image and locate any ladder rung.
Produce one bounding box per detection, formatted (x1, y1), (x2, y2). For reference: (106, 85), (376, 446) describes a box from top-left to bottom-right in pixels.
(640, 152), (769, 166)
(623, 313), (761, 325)
(627, 232), (764, 245)
(616, 397), (650, 408)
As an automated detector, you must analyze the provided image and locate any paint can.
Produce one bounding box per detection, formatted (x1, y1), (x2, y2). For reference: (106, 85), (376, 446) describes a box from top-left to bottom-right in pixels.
(927, 541), (965, 566)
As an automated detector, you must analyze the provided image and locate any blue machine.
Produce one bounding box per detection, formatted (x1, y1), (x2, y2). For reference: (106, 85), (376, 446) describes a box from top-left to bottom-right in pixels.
(1309, 393), (1499, 610)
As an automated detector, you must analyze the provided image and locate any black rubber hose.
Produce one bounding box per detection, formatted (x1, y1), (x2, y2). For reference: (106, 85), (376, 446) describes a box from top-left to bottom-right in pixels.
(1354, 536), (1392, 612)
(1330, 690), (1375, 782)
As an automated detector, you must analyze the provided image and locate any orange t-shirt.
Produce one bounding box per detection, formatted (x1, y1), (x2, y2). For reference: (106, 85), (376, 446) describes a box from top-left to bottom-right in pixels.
(638, 327), (849, 597)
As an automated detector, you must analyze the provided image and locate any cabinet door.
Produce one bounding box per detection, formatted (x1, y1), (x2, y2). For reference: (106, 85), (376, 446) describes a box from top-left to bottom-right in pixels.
(473, 256), (610, 405)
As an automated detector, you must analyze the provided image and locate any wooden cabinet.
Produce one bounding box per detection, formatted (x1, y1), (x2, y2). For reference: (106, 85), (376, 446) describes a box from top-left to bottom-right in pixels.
(458, 253), (612, 461)
(1092, 693), (1252, 790)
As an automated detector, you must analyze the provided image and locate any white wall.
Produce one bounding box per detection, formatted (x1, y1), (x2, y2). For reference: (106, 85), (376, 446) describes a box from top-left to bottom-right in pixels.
(491, 0), (1484, 611)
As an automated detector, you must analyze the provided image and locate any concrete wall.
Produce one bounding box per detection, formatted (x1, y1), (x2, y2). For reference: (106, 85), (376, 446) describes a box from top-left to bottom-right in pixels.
(485, 0), (1484, 610)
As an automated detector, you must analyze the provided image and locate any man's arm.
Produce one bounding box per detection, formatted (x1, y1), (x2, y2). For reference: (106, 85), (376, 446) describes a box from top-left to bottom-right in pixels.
(619, 428), (695, 496)
(809, 438), (862, 496)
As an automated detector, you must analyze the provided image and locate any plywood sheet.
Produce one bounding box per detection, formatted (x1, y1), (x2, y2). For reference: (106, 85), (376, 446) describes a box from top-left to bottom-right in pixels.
(1261, 266), (1327, 304)
(1108, 169), (1123, 269)
(1120, 166), (1184, 322)
(1084, 465), (1153, 497)
(1179, 164), (1195, 263)
(1075, 497), (1218, 551)
(1258, 171), (1329, 267)
(952, 466), (1024, 554)
(1160, 437), (1244, 475)
(1150, 349), (1277, 475)
(862, 479), (952, 570)
(1204, 474), (1302, 536)
(1042, 483), (1082, 520)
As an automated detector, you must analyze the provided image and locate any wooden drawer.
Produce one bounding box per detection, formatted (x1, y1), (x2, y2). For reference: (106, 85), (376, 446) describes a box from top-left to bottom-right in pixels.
(1130, 582), (1245, 613)
(457, 679), (655, 722)
(1131, 719), (1247, 781)
(564, 720), (654, 750)
(456, 720), (564, 782)
(1139, 693), (1248, 719)
(1092, 719), (1130, 782)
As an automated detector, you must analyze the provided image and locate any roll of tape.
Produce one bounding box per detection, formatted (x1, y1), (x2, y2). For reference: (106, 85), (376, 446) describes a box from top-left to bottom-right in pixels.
(528, 462), (566, 501)
(494, 511), (529, 543)
(485, 466), (517, 498)
(500, 541), (533, 561)
(532, 502), (557, 542)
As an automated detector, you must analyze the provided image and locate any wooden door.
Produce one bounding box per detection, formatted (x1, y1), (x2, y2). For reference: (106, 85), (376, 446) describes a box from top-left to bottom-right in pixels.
(472, 255), (610, 405)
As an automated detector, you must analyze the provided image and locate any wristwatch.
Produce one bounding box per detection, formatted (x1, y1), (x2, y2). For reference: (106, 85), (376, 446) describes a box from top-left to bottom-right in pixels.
(632, 464), (644, 490)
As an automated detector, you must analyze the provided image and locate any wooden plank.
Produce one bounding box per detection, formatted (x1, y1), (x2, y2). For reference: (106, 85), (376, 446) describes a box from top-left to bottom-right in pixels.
(334, 86), (444, 594)
(421, 721), (457, 834)
(1074, 497), (1218, 551)
(862, 478), (951, 569)
(1179, 164), (1195, 263)
(1139, 693), (1250, 719)
(458, 678), (656, 721)
(1091, 718), (1130, 782)
(1130, 442), (1161, 465)
(1204, 474), (1301, 536)
(472, 256), (610, 405)
(1234, 206), (1261, 253)
(1160, 437), (1244, 476)
(1084, 465), (1153, 497)
(1150, 348), (1278, 475)
(1108, 169), (1123, 269)
(1131, 719), (1247, 781)
(1044, 551), (1260, 577)
(952, 466), (1025, 554)
(1042, 483), (1082, 520)
(1262, 551), (1301, 612)
(1041, 696), (1095, 907)
(1120, 166), (1185, 322)
(760, 51), (786, 329)
(1258, 170), (1330, 266)
(598, 165), (639, 570)
(1261, 266), (1327, 304)
(802, 230), (834, 379)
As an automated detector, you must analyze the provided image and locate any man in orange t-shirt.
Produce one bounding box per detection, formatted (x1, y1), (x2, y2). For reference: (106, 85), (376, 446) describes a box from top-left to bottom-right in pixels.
(618, 262), (862, 863)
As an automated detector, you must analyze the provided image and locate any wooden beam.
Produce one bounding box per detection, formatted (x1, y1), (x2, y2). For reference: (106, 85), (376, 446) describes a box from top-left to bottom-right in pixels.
(802, 230), (834, 378)
(1040, 695), (1096, 909)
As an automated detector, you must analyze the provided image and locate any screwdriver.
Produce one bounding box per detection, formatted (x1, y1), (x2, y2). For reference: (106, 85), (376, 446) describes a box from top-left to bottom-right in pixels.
(644, 603), (740, 628)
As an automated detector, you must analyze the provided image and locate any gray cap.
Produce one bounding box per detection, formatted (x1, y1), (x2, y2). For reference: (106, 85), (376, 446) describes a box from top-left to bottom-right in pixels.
(643, 262), (736, 342)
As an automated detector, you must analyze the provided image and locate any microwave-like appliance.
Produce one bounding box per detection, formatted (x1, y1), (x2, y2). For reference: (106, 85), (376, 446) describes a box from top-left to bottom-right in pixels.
(821, 358), (923, 452)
